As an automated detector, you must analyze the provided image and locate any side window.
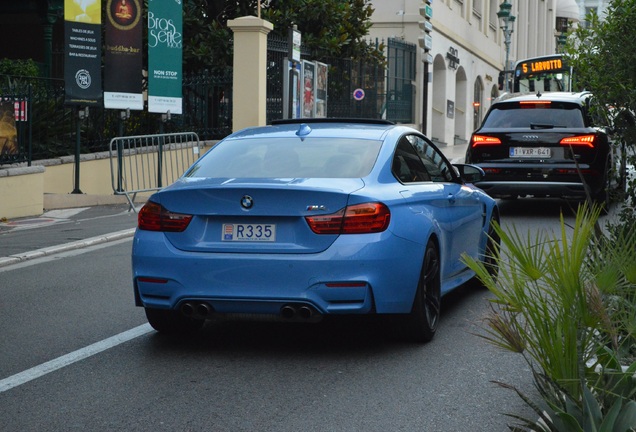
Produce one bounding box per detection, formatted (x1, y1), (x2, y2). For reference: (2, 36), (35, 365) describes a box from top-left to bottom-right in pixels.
(392, 138), (430, 183)
(406, 135), (455, 182)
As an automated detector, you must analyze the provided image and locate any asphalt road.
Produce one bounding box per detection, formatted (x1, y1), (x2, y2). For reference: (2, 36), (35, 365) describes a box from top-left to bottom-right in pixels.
(0, 138), (626, 431)
(0, 202), (546, 431)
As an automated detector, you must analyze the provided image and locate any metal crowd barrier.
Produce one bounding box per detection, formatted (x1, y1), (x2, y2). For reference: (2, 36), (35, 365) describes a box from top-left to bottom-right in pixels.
(109, 132), (201, 211)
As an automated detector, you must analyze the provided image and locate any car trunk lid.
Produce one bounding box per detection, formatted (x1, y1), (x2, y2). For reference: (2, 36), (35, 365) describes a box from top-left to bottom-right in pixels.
(153, 177), (365, 254)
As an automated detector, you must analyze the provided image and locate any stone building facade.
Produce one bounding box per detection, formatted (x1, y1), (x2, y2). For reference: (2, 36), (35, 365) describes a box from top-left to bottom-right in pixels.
(367, 0), (583, 147)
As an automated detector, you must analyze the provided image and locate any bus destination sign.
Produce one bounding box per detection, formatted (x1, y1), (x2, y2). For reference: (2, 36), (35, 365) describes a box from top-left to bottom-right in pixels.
(521, 58), (564, 74)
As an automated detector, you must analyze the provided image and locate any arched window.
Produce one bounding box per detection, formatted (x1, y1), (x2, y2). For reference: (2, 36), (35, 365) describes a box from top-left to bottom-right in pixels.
(473, 78), (484, 130)
(490, 85), (499, 110)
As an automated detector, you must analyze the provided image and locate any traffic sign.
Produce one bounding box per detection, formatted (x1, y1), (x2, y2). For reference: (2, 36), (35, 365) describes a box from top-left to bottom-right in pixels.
(419, 5), (433, 19)
(419, 20), (433, 33)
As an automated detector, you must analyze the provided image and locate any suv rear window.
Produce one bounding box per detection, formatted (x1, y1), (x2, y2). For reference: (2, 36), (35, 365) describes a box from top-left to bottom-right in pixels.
(482, 102), (585, 128)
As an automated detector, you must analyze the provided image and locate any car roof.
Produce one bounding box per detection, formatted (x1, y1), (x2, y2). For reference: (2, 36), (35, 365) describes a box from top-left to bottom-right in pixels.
(494, 91), (591, 105)
(228, 119), (404, 141)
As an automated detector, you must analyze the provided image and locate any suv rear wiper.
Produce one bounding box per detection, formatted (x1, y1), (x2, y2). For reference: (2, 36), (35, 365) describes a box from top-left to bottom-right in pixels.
(530, 123), (556, 129)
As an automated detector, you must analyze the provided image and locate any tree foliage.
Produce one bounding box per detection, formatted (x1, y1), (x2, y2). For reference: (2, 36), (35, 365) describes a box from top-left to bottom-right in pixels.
(565, 0), (636, 220)
(182, 0), (379, 72)
(0, 58), (40, 78)
(262, 0), (376, 58)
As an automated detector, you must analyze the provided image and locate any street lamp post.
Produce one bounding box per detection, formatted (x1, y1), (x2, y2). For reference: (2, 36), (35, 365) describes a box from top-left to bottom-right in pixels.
(497, 1), (516, 93)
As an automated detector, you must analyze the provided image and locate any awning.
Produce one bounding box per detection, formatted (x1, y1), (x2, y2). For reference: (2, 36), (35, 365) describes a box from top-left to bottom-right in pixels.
(557, 0), (580, 21)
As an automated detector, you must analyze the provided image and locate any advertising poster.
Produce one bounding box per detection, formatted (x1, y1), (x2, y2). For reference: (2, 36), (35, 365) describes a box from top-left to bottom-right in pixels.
(63, 0), (102, 106)
(148, 0), (183, 114)
(104, 0), (144, 110)
(315, 62), (328, 118)
(302, 60), (315, 118)
(0, 102), (18, 158)
(283, 59), (301, 119)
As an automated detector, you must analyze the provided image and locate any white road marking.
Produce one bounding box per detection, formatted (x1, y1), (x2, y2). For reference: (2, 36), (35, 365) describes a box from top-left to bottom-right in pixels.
(42, 208), (90, 219)
(0, 230), (135, 270)
(0, 324), (153, 393)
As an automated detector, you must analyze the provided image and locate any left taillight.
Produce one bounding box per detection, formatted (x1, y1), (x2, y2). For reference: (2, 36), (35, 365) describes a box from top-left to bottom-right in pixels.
(138, 201), (193, 232)
(305, 202), (391, 235)
(471, 134), (502, 147)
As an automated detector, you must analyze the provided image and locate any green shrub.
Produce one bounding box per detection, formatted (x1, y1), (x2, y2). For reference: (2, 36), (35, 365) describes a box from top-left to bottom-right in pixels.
(463, 205), (636, 431)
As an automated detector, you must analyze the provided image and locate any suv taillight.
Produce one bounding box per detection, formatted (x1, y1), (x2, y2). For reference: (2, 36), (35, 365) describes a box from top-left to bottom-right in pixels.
(306, 203), (390, 234)
(471, 135), (502, 147)
(560, 135), (596, 148)
(138, 201), (193, 232)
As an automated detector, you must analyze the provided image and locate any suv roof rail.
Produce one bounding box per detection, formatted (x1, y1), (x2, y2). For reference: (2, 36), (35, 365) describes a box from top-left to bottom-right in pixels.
(271, 118), (395, 126)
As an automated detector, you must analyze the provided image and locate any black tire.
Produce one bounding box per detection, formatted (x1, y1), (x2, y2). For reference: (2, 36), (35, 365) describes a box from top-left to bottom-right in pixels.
(399, 239), (441, 343)
(145, 307), (205, 334)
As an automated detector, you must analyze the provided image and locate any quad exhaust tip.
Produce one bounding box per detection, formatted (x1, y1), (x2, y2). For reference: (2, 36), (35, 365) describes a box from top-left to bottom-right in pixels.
(280, 304), (321, 322)
(180, 301), (214, 320)
(179, 301), (321, 322)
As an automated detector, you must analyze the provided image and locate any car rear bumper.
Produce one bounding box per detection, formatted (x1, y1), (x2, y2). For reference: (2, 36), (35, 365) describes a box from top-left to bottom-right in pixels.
(475, 181), (590, 198)
(132, 230), (424, 316)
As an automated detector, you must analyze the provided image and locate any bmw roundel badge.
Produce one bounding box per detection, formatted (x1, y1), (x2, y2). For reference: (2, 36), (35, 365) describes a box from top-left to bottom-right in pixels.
(240, 195), (254, 209)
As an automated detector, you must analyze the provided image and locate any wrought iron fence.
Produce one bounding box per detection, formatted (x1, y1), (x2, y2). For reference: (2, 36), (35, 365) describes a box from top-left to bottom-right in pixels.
(386, 38), (416, 124)
(320, 55), (385, 119)
(266, 34), (311, 122)
(266, 34), (387, 123)
(0, 77), (70, 165)
(1, 34), (408, 165)
(0, 72), (232, 164)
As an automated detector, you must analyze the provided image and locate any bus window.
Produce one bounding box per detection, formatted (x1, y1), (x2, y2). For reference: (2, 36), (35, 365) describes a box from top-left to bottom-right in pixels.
(513, 54), (572, 94)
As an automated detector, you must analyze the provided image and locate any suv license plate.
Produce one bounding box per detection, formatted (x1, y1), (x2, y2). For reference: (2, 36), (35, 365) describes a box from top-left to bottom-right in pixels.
(222, 223), (276, 242)
(510, 147), (551, 158)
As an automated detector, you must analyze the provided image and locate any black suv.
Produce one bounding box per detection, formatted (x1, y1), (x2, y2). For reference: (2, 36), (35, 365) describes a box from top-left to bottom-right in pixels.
(465, 91), (616, 208)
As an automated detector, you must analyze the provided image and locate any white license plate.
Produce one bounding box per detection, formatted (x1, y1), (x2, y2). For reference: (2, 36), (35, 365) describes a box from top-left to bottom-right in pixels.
(222, 223), (276, 242)
(510, 147), (551, 158)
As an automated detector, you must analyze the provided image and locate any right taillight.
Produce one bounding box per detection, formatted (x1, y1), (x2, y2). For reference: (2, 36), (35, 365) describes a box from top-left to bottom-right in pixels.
(471, 135), (502, 147)
(305, 203), (391, 234)
(138, 201), (193, 232)
(560, 135), (596, 148)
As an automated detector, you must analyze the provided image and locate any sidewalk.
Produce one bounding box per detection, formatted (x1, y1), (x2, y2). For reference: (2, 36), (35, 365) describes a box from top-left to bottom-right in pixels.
(439, 142), (468, 164)
(0, 204), (138, 268)
(0, 143), (468, 268)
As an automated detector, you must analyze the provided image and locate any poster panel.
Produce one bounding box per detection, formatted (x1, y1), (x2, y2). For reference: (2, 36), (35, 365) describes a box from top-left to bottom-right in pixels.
(64, 0), (102, 106)
(315, 62), (328, 118)
(148, 0), (183, 114)
(0, 102), (18, 160)
(104, 0), (144, 110)
(283, 59), (301, 119)
(302, 61), (315, 118)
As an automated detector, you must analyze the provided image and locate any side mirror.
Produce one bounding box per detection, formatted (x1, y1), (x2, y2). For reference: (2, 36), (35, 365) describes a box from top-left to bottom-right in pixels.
(453, 164), (485, 183)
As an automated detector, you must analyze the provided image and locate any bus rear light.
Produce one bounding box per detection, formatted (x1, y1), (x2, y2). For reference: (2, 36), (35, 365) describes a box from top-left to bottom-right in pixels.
(560, 135), (596, 148)
(471, 135), (502, 147)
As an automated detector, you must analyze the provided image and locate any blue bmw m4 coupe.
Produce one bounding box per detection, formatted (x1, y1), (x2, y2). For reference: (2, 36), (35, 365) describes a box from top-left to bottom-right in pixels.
(132, 119), (499, 342)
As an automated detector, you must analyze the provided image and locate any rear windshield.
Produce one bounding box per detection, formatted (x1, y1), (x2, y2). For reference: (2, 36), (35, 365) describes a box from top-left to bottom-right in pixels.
(482, 102), (585, 128)
(185, 137), (383, 178)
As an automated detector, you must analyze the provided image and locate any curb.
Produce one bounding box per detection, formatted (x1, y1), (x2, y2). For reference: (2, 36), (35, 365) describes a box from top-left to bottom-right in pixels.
(0, 228), (136, 268)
